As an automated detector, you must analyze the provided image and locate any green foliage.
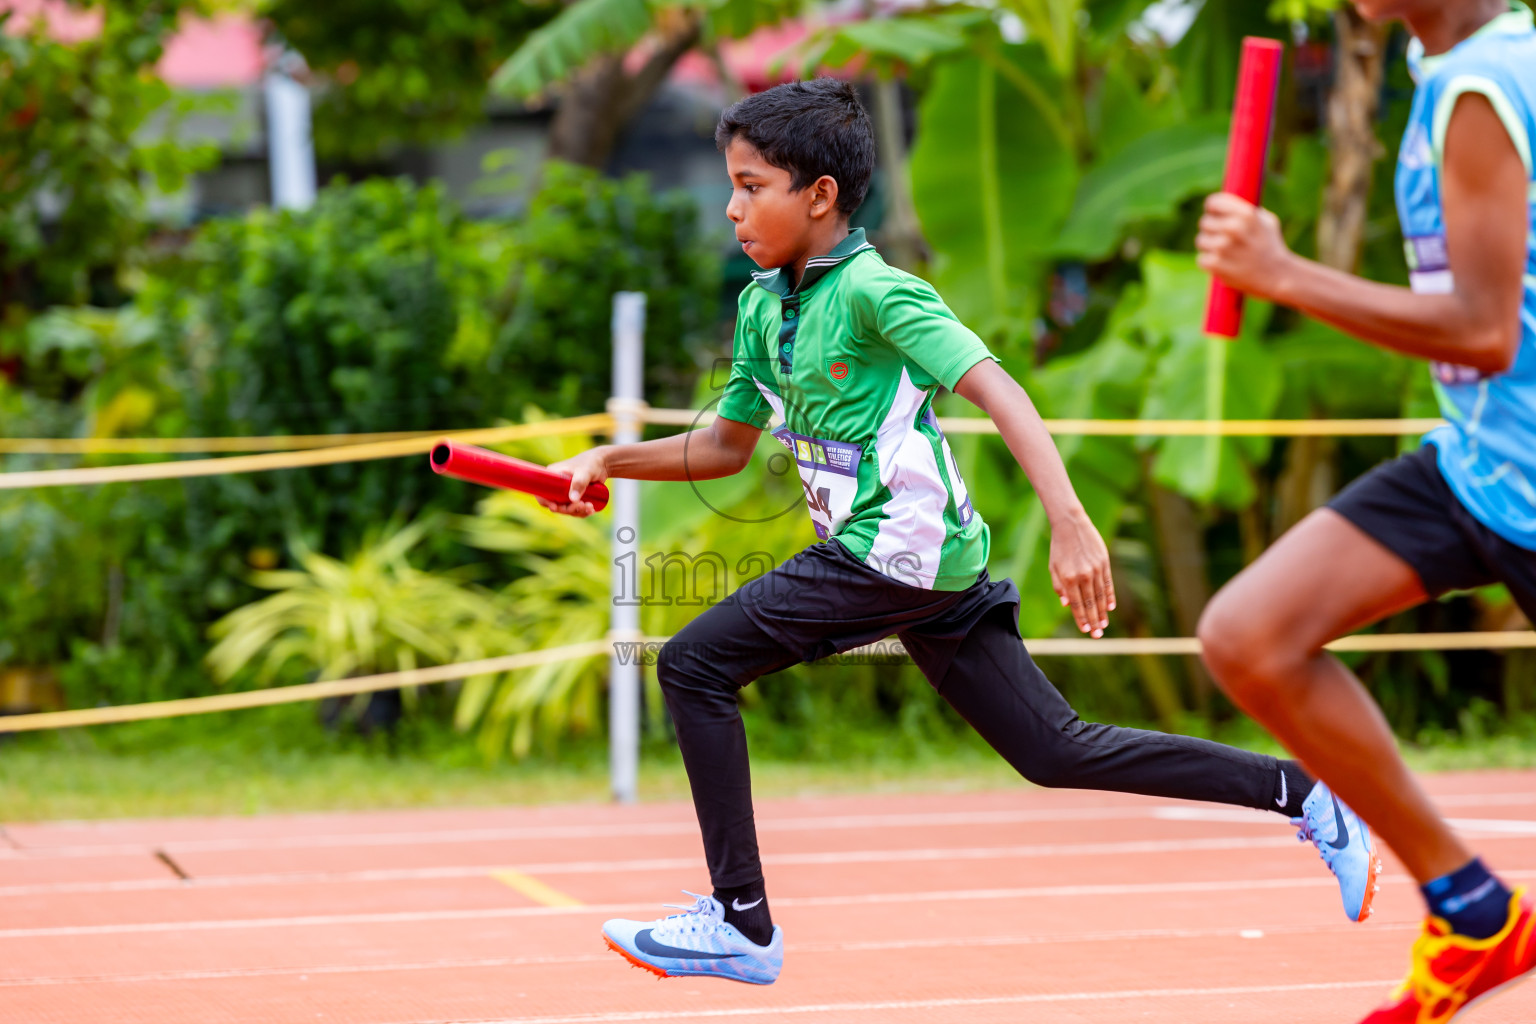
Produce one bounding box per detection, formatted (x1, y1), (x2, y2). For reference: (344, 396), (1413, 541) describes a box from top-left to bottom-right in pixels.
(266, 0), (558, 160)
(1129, 253), (1281, 508)
(0, 308), (208, 702)
(142, 178), (500, 561)
(908, 47), (1077, 347)
(791, 10), (981, 74)
(475, 161), (721, 417)
(490, 0), (654, 99)
(0, 1), (217, 328)
(491, 0), (801, 100)
(1267, 0), (1342, 25)
(206, 518), (512, 687)
(3, 169), (719, 722)
(139, 170), (714, 560)
(456, 490), (610, 759)
(1054, 118), (1230, 260)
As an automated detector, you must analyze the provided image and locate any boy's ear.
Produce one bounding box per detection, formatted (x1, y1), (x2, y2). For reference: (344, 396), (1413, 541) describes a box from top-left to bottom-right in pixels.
(808, 174), (841, 220)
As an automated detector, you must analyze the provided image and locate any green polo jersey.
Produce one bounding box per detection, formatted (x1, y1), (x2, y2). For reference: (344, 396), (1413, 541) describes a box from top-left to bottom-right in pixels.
(717, 229), (996, 591)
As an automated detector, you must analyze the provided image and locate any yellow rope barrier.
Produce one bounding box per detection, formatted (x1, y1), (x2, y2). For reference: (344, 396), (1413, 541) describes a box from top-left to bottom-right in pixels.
(985, 418), (1444, 437)
(639, 408), (1445, 436)
(0, 431), (442, 455)
(1, 631), (1530, 733)
(0, 415), (615, 490)
(0, 640), (613, 734)
(0, 413), (1445, 463)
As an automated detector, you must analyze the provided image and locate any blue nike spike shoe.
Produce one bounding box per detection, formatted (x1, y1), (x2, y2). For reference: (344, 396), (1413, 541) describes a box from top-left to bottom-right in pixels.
(603, 892), (783, 984)
(1294, 780), (1383, 922)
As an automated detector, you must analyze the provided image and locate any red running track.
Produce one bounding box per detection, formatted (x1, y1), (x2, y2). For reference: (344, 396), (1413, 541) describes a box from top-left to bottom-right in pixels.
(7, 772), (1536, 1023)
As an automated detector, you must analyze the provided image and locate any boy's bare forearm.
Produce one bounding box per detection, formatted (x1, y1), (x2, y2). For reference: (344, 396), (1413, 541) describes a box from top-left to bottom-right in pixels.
(596, 419), (758, 481)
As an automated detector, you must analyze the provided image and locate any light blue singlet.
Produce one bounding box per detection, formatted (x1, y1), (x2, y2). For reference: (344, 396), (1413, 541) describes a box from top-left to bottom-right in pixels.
(1398, 3), (1536, 551)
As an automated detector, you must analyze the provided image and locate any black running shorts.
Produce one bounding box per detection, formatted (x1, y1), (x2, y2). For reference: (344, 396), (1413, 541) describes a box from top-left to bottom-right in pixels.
(1328, 443), (1536, 617)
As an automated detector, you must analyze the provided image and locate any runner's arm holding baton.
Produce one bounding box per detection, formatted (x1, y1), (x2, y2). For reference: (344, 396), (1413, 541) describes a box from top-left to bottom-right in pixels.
(536, 416), (763, 517)
(539, 360), (1115, 639)
(1196, 95), (1526, 373)
(954, 359), (1116, 639)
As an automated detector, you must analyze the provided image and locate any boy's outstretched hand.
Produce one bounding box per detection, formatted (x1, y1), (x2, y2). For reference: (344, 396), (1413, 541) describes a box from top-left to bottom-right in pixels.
(953, 359), (1117, 639)
(1049, 508), (1116, 639)
(539, 449), (610, 518)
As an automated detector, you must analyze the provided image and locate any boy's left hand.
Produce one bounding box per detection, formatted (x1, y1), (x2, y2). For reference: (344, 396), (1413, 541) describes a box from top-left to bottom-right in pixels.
(1195, 192), (1292, 300)
(1049, 509), (1116, 638)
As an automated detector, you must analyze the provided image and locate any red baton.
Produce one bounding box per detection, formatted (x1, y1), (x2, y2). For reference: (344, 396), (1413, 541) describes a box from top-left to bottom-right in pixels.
(1204, 36), (1284, 339)
(429, 440), (610, 511)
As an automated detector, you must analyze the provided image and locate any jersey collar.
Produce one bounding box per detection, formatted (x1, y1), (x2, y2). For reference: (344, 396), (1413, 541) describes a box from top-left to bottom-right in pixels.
(749, 227), (876, 299)
(1408, 2), (1533, 81)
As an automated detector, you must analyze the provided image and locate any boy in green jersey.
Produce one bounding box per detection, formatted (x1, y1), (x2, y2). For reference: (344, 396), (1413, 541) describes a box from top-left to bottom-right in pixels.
(540, 79), (1347, 984)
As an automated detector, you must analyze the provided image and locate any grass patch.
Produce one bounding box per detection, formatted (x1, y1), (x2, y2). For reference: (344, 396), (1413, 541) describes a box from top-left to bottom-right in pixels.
(3, 702), (1535, 822)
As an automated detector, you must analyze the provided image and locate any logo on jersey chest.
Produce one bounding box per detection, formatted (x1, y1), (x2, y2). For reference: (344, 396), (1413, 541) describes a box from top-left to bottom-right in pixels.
(827, 359), (851, 387)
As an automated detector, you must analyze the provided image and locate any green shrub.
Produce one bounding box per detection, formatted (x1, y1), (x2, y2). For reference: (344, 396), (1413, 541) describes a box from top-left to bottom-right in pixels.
(463, 161), (722, 418)
(3, 170), (720, 712)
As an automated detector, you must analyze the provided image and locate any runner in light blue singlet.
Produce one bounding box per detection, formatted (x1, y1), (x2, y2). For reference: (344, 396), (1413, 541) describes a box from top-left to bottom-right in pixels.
(1399, 3), (1536, 550)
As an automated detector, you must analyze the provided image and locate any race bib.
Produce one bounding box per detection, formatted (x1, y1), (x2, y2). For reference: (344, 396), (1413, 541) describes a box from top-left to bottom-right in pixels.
(1407, 234), (1487, 383)
(772, 428), (863, 540)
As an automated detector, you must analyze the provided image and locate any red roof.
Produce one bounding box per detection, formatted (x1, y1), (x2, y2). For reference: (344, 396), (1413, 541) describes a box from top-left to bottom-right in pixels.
(2, 1), (265, 88)
(5, 2), (840, 95)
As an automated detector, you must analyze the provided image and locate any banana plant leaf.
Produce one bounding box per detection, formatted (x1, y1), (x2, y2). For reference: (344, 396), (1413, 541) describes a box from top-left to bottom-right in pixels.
(1131, 252), (1281, 508)
(909, 49), (1078, 345)
(1054, 117), (1230, 260)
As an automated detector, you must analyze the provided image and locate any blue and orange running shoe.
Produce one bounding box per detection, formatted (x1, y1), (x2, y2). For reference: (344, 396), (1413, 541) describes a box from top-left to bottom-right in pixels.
(603, 892), (783, 985)
(1360, 888), (1536, 1022)
(1294, 780), (1383, 922)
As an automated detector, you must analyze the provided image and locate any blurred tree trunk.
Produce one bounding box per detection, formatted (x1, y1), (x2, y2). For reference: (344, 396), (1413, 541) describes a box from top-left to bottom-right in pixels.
(870, 79), (928, 270)
(1273, 8), (1388, 539)
(546, 9), (703, 168)
(1149, 482), (1214, 712)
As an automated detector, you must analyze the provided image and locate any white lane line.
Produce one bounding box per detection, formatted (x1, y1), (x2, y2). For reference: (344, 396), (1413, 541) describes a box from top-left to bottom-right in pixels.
(0, 807), (1181, 859)
(0, 835), (1309, 898)
(413, 980), (1400, 1024)
(1156, 807), (1536, 837)
(0, 875), (1386, 939)
(23, 857), (1529, 939)
(0, 921), (1419, 988)
(13, 794), (1536, 859)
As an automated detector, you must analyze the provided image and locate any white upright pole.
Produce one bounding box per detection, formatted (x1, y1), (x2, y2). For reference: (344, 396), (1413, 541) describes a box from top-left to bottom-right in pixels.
(608, 292), (646, 804)
(264, 52), (317, 211)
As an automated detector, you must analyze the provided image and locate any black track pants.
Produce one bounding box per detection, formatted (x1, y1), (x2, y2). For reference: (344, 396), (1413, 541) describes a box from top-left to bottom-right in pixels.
(656, 540), (1279, 891)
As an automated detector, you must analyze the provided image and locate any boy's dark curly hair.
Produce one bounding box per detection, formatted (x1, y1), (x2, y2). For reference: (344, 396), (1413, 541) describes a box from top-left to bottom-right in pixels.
(714, 78), (875, 217)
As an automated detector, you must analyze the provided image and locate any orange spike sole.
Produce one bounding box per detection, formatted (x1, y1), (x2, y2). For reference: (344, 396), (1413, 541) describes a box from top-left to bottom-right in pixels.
(605, 935), (671, 979)
(1357, 849), (1385, 923)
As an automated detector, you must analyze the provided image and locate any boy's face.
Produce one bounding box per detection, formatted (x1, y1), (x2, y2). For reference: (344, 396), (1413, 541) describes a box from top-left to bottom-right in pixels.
(723, 138), (837, 269)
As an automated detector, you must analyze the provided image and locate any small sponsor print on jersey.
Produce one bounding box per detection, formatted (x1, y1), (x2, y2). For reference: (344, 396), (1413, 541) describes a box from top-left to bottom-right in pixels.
(828, 359), (851, 387)
(1433, 361), (1487, 385)
(773, 427), (863, 540)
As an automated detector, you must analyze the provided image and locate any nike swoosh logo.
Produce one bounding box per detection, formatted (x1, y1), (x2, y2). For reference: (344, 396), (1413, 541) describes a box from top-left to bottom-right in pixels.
(1275, 771), (1287, 809)
(732, 897), (764, 912)
(1328, 792), (1351, 850)
(633, 929), (743, 960)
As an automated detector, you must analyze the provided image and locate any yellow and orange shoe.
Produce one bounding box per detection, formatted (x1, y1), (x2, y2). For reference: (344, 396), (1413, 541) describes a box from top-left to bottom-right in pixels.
(1361, 888), (1536, 1023)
